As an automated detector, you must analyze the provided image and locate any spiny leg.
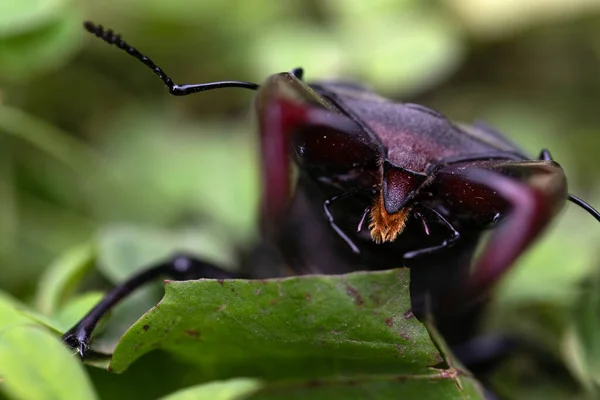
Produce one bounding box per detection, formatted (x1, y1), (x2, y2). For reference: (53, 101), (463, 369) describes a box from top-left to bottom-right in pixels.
(448, 161), (567, 303)
(403, 204), (461, 260)
(62, 254), (237, 359)
(324, 191), (361, 254)
(255, 91), (361, 228)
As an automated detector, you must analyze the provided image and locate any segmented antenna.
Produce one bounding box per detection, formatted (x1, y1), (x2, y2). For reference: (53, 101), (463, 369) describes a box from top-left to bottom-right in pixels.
(83, 21), (260, 95)
(568, 194), (600, 223)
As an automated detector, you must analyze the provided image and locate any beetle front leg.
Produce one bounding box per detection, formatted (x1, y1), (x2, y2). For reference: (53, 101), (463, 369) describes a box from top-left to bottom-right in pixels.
(62, 254), (237, 359)
(445, 161), (567, 304)
(254, 74), (359, 230)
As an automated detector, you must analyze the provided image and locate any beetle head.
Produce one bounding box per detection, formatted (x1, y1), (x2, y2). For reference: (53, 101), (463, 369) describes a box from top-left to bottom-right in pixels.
(369, 160), (428, 243)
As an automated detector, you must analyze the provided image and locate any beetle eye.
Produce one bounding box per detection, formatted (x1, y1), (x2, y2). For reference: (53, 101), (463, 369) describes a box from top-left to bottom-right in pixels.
(292, 125), (380, 173)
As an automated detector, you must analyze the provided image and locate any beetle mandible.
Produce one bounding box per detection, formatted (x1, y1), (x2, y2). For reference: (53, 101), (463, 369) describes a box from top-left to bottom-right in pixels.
(63, 22), (600, 367)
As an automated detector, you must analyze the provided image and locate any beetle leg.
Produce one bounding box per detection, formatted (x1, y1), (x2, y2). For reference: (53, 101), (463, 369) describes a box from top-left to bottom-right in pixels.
(62, 254), (237, 360)
(414, 209), (431, 236)
(290, 67), (304, 80)
(258, 97), (359, 229)
(538, 148), (552, 161)
(324, 191), (361, 254)
(356, 205), (371, 233)
(449, 163), (566, 303)
(403, 204), (460, 260)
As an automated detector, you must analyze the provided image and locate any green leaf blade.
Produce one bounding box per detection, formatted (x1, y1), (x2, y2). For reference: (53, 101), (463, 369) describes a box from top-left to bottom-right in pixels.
(0, 325), (98, 400)
(111, 269), (440, 378)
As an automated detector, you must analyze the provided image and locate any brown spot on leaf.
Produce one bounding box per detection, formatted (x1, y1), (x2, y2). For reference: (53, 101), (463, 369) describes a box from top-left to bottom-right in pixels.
(385, 318), (393, 327)
(143, 325), (150, 331)
(400, 333), (410, 341)
(395, 344), (404, 355)
(305, 293), (311, 300)
(218, 304), (226, 311)
(345, 284), (364, 306)
(403, 309), (414, 319)
(184, 329), (200, 338)
(217, 279), (224, 285)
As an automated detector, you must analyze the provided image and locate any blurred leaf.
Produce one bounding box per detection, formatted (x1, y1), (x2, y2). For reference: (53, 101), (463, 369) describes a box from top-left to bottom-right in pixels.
(253, 1), (464, 95)
(97, 225), (236, 283)
(0, 0), (67, 37)
(0, 291), (59, 333)
(251, 24), (343, 80)
(0, 105), (104, 173)
(98, 109), (260, 235)
(110, 270), (437, 376)
(338, 12), (463, 95)
(84, 225), (237, 354)
(161, 374), (485, 400)
(445, 0), (600, 39)
(160, 378), (263, 400)
(562, 269), (600, 395)
(35, 243), (96, 315)
(0, 292), (37, 330)
(0, 325), (98, 400)
(252, 377), (482, 399)
(112, 0), (289, 31)
(0, 9), (83, 82)
(495, 207), (600, 307)
(0, 137), (15, 264)
(52, 291), (104, 332)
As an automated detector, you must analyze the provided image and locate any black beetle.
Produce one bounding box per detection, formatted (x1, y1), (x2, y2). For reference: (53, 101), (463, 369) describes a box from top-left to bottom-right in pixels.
(64, 22), (600, 374)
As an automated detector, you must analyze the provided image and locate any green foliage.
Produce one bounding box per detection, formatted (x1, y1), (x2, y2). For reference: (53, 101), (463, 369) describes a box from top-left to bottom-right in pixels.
(1, 0), (600, 398)
(0, 242), (484, 399)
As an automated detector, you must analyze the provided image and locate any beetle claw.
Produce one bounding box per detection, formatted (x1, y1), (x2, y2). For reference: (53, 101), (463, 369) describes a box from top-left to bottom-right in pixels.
(62, 327), (91, 361)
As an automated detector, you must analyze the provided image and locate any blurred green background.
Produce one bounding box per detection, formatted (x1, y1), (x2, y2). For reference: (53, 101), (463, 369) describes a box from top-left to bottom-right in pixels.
(2, 0), (600, 398)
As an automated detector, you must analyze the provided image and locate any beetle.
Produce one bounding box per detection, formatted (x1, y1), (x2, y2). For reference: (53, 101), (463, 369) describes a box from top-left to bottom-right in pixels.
(64, 22), (600, 373)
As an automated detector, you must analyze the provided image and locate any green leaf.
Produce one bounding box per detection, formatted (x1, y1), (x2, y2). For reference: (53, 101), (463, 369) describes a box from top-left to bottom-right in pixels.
(160, 378), (263, 400)
(0, 291), (59, 333)
(35, 243), (96, 315)
(0, 0), (67, 37)
(105, 269), (483, 398)
(0, 9), (83, 82)
(562, 270), (600, 395)
(0, 325), (98, 400)
(112, 270), (420, 373)
(97, 225), (236, 284)
(445, 0), (600, 39)
(0, 136), (16, 267)
(0, 105), (104, 172)
(82, 225), (238, 354)
(161, 375), (484, 400)
(52, 292), (105, 332)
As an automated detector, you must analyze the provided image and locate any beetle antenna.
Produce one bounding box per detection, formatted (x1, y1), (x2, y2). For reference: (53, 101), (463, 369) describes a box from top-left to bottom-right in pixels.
(83, 21), (260, 95)
(568, 194), (600, 222)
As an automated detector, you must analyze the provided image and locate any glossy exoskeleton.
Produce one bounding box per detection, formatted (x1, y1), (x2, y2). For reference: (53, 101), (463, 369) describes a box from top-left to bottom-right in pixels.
(64, 23), (600, 376)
